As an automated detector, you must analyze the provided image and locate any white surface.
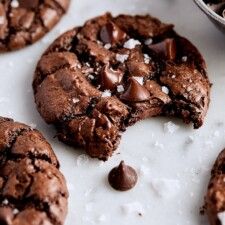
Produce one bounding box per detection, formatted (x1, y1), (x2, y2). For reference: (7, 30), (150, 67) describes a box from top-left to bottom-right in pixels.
(0, 0), (224, 224)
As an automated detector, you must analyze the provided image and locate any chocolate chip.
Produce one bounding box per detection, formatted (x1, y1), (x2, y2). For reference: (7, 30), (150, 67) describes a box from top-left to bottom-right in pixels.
(0, 207), (13, 225)
(101, 64), (124, 90)
(120, 78), (150, 102)
(19, 0), (39, 9)
(108, 161), (138, 191)
(148, 38), (176, 60)
(100, 22), (127, 44)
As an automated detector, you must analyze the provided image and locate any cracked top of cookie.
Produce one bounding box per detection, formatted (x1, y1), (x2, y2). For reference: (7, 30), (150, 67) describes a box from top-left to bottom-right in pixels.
(0, 117), (68, 225)
(33, 13), (210, 160)
(0, 0), (70, 52)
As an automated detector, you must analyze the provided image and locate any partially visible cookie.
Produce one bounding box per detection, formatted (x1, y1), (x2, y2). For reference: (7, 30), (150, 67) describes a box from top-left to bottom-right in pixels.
(0, 0), (70, 52)
(205, 149), (225, 225)
(0, 117), (68, 225)
(33, 13), (211, 160)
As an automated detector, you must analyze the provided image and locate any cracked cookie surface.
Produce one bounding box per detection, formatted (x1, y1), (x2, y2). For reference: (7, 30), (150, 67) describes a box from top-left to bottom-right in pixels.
(33, 13), (211, 160)
(205, 149), (225, 225)
(0, 117), (68, 225)
(0, 0), (70, 52)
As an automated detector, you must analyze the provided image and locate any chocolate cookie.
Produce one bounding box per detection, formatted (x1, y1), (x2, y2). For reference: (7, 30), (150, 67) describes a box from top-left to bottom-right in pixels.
(0, 117), (68, 225)
(33, 13), (211, 160)
(0, 0), (70, 52)
(205, 149), (225, 225)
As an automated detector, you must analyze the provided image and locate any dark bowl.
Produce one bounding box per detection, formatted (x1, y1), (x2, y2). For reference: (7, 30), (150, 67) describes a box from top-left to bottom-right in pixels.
(194, 0), (225, 34)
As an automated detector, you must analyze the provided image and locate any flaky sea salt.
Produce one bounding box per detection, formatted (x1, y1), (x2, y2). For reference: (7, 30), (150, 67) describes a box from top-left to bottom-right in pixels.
(104, 43), (111, 49)
(0, 16), (5, 25)
(11, 0), (19, 8)
(29, 123), (37, 129)
(123, 39), (141, 49)
(150, 178), (181, 199)
(72, 98), (80, 104)
(116, 54), (129, 63)
(2, 199), (8, 205)
(102, 90), (111, 97)
(13, 209), (19, 215)
(117, 85), (124, 93)
(133, 76), (144, 85)
(144, 54), (150, 64)
(144, 38), (153, 45)
(121, 202), (145, 215)
(88, 74), (95, 80)
(185, 135), (194, 145)
(76, 154), (89, 166)
(171, 74), (176, 79)
(161, 86), (169, 94)
(218, 211), (225, 225)
(163, 121), (179, 134)
(182, 56), (188, 62)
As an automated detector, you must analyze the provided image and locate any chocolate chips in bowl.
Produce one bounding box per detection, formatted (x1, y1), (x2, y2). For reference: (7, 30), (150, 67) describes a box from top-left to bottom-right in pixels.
(204, 0), (225, 19)
(194, 0), (225, 34)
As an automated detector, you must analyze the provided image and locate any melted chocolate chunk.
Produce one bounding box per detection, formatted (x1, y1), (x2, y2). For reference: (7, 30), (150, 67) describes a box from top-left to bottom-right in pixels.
(101, 64), (124, 90)
(148, 38), (177, 60)
(108, 161), (138, 191)
(100, 22), (127, 44)
(120, 78), (150, 102)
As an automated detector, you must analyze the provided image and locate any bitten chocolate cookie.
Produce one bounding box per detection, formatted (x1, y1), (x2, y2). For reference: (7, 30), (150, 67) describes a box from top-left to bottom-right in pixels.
(205, 149), (225, 225)
(0, 117), (68, 225)
(33, 13), (211, 160)
(0, 0), (70, 52)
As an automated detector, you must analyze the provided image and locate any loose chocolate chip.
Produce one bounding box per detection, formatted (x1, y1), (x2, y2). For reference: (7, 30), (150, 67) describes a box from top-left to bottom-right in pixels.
(19, 0), (39, 9)
(148, 38), (176, 60)
(120, 78), (150, 102)
(100, 22), (127, 44)
(108, 161), (138, 191)
(101, 64), (124, 90)
(0, 208), (13, 225)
